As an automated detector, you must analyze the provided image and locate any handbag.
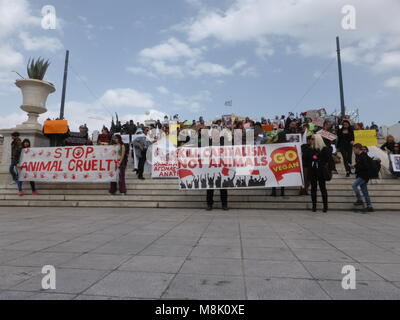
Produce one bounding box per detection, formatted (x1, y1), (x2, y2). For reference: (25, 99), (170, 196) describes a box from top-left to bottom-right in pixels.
(322, 165), (333, 181)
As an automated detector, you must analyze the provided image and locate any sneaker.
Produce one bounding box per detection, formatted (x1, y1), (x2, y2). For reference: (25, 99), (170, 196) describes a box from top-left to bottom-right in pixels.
(353, 200), (364, 206)
(32, 191), (39, 195)
(18, 191), (24, 196)
(138, 176), (145, 180)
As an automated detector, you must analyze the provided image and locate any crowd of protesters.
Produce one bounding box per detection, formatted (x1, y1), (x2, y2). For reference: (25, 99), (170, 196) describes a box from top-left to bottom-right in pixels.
(7, 110), (400, 214)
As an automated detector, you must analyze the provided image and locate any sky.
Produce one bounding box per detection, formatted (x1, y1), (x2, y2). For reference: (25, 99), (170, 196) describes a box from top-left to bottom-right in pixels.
(0, 0), (400, 131)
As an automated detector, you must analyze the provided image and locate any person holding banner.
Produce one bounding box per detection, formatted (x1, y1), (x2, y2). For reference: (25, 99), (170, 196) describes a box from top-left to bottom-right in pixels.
(337, 120), (355, 177)
(307, 134), (330, 213)
(109, 135), (127, 195)
(15, 139), (38, 196)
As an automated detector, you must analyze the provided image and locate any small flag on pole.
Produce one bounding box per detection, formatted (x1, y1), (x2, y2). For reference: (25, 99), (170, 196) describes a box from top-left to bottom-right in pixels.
(224, 100), (233, 107)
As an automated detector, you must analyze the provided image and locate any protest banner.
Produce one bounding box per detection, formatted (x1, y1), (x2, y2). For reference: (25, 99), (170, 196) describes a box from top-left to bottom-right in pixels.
(17, 146), (119, 182)
(317, 130), (337, 142)
(177, 143), (303, 190)
(152, 138), (178, 178)
(354, 130), (378, 146)
(390, 154), (400, 172)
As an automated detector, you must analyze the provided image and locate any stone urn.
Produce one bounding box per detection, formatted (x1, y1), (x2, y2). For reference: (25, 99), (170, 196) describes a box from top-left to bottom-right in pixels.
(15, 79), (56, 130)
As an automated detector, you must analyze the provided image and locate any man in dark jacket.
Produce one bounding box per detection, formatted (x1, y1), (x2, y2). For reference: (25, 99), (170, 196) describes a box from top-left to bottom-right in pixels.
(351, 143), (374, 213)
(9, 132), (22, 184)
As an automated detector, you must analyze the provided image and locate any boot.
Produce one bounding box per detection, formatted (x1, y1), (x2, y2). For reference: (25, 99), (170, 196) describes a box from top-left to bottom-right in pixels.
(280, 187), (285, 197)
(323, 204), (328, 213)
(271, 188), (276, 197)
(312, 204), (317, 212)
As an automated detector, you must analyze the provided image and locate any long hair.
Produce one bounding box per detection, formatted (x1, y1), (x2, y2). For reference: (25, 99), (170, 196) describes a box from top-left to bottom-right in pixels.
(113, 134), (123, 145)
(312, 134), (326, 151)
(21, 139), (31, 148)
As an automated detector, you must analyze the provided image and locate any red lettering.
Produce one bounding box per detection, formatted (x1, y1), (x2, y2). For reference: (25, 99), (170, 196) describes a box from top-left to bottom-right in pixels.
(54, 148), (63, 159)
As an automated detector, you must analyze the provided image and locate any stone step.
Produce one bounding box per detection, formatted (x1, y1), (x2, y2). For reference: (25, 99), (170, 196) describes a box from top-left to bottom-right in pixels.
(0, 194), (399, 203)
(1, 189), (399, 196)
(0, 200), (396, 211)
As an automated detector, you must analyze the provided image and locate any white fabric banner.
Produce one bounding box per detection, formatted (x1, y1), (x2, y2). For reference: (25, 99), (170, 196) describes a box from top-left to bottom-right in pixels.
(177, 143), (304, 190)
(17, 146), (119, 182)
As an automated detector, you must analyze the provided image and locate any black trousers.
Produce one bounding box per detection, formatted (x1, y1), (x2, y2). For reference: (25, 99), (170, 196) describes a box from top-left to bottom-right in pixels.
(137, 150), (147, 178)
(310, 174), (328, 208)
(339, 146), (353, 173)
(207, 189), (228, 207)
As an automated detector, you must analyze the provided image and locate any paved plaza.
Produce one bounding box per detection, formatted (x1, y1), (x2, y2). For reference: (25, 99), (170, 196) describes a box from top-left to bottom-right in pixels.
(0, 207), (399, 300)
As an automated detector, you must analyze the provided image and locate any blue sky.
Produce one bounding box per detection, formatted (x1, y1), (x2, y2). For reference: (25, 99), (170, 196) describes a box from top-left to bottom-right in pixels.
(1, 0), (400, 131)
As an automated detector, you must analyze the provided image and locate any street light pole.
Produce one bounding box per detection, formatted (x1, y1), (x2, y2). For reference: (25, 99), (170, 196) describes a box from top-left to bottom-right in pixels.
(59, 50), (69, 120)
(336, 37), (346, 118)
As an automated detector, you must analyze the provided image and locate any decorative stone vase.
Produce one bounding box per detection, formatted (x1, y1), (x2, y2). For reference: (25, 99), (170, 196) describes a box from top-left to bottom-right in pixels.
(15, 79), (56, 130)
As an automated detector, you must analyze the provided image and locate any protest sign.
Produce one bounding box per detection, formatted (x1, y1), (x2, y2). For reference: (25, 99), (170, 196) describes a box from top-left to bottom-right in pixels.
(317, 130), (337, 142)
(354, 130), (378, 146)
(177, 143), (303, 190)
(286, 134), (302, 143)
(152, 138), (178, 178)
(390, 154), (400, 172)
(18, 146), (119, 182)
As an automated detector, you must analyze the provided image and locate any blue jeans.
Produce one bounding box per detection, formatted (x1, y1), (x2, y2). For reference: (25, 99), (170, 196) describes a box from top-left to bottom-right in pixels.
(9, 160), (18, 182)
(352, 178), (372, 207)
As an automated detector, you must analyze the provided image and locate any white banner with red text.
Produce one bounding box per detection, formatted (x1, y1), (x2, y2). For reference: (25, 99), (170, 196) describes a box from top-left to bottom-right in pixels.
(177, 143), (304, 190)
(17, 146), (119, 182)
(151, 138), (179, 178)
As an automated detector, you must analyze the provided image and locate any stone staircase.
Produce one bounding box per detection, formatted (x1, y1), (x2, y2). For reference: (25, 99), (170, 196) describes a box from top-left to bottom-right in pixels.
(0, 165), (399, 210)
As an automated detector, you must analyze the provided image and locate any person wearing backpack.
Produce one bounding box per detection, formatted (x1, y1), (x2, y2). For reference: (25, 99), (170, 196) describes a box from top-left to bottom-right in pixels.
(351, 144), (374, 213)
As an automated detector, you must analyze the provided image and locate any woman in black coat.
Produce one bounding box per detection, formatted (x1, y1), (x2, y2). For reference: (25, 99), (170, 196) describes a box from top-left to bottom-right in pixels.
(307, 134), (331, 212)
(337, 120), (355, 177)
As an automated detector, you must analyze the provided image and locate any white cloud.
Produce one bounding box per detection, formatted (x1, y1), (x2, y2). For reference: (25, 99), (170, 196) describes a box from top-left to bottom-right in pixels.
(0, 0), (63, 96)
(98, 88), (155, 109)
(0, 44), (23, 69)
(189, 61), (233, 77)
(139, 37), (202, 62)
(385, 77), (400, 89)
(126, 66), (157, 78)
(374, 52), (400, 73)
(19, 32), (63, 52)
(157, 86), (170, 95)
(151, 61), (184, 77)
(0, 0), (39, 39)
(131, 38), (252, 78)
(182, 0), (400, 72)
